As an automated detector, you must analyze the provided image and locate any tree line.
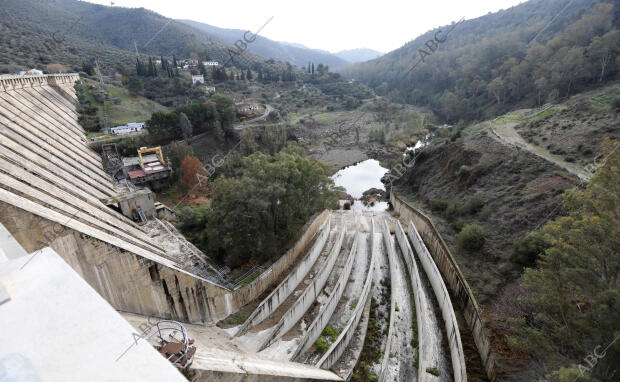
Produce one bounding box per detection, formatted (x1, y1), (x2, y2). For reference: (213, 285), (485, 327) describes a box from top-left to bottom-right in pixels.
(146, 93), (236, 144)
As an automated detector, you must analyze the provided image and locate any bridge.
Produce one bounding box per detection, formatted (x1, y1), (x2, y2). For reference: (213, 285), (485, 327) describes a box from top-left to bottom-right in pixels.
(0, 74), (495, 381)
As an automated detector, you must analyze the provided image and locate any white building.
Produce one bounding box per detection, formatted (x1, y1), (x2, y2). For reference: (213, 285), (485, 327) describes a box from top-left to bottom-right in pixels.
(110, 122), (145, 135)
(192, 75), (205, 85)
(202, 61), (219, 66)
(205, 86), (215, 94)
(238, 104), (260, 112)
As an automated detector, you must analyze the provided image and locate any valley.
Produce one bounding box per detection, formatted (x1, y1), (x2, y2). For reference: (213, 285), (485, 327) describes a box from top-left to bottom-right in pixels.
(0, 0), (618, 381)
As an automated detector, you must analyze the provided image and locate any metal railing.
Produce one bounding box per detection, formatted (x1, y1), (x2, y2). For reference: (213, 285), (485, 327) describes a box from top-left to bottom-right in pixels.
(139, 320), (192, 366)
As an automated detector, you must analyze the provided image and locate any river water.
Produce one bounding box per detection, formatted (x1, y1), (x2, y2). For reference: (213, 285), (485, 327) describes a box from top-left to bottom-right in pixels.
(332, 159), (389, 211)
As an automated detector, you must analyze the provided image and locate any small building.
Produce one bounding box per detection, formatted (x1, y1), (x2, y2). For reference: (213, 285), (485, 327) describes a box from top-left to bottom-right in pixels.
(202, 61), (219, 66)
(205, 86), (215, 94)
(110, 122), (145, 135)
(127, 122), (145, 130)
(122, 147), (171, 191)
(100, 189), (156, 222)
(191, 75), (205, 85)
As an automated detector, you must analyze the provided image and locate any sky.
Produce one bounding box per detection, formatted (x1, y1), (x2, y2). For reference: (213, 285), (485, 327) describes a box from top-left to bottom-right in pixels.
(85, 0), (527, 53)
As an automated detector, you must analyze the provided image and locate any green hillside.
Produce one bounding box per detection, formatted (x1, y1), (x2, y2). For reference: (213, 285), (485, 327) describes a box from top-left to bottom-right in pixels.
(76, 79), (170, 131)
(0, 0), (272, 74)
(341, 0), (620, 123)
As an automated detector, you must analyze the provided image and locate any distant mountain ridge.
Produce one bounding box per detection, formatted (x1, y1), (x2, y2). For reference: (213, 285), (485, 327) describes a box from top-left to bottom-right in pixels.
(335, 48), (383, 63)
(178, 19), (351, 69)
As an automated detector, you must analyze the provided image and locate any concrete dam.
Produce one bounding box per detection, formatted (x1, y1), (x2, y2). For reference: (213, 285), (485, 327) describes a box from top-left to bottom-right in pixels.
(0, 74), (493, 381)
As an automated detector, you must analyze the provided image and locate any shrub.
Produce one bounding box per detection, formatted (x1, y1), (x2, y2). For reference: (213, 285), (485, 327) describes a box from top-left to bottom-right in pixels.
(465, 196), (485, 214)
(510, 232), (549, 266)
(315, 338), (329, 353)
(479, 205), (494, 221)
(454, 218), (466, 231)
(431, 199), (448, 212)
(322, 326), (341, 342)
(445, 201), (465, 219)
(457, 224), (486, 251)
(457, 165), (472, 178)
(612, 97), (620, 114)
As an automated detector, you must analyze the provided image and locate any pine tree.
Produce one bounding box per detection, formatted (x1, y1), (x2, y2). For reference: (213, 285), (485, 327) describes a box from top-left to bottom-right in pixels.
(179, 112), (192, 141)
(246, 69), (253, 80)
(311, 63), (314, 74)
(307, 62), (311, 73)
(172, 55), (178, 68)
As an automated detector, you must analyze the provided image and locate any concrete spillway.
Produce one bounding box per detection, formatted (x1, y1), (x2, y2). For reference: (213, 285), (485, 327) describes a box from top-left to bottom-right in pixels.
(226, 209), (467, 381)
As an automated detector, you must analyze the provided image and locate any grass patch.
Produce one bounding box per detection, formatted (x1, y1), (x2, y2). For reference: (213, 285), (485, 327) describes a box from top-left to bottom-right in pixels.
(311, 112), (346, 124)
(590, 89), (620, 110)
(222, 314), (245, 326)
(493, 113), (521, 125)
(240, 273), (259, 286)
(533, 107), (559, 119)
(426, 367), (441, 376)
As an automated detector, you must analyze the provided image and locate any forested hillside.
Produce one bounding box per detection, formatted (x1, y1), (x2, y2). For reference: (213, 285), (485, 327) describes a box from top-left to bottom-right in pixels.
(342, 0), (620, 122)
(0, 0), (269, 73)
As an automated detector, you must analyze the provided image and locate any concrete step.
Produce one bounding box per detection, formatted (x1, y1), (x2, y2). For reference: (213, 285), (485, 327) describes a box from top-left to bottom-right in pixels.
(0, 91), (102, 166)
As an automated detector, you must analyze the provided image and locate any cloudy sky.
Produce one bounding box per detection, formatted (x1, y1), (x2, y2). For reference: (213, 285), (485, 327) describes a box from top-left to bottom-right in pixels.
(85, 0), (526, 53)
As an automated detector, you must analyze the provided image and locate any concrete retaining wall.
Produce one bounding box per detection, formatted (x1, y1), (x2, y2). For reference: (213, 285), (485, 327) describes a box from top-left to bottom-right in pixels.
(316, 219), (375, 370)
(407, 220), (467, 382)
(391, 193), (496, 381)
(393, 219), (429, 381)
(262, 229), (346, 350)
(378, 220), (398, 382)
(0, 201), (332, 326)
(0, 201), (233, 325)
(236, 215), (332, 336)
(291, 232), (359, 360)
